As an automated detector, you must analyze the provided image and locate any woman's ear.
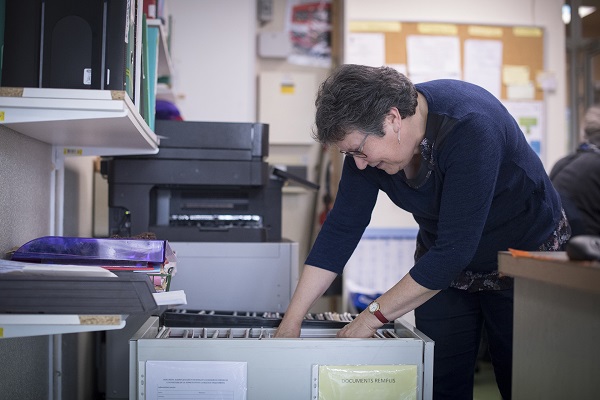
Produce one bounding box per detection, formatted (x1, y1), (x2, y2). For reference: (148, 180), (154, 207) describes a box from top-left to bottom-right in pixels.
(388, 107), (401, 135)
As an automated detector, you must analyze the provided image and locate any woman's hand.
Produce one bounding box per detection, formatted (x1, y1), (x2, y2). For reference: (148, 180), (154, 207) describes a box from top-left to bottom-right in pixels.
(336, 311), (381, 338)
(274, 323), (301, 338)
(275, 265), (338, 338)
(336, 274), (440, 338)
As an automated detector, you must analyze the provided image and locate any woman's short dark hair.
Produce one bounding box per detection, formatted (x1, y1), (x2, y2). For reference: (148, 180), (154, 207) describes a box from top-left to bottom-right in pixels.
(313, 64), (418, 145)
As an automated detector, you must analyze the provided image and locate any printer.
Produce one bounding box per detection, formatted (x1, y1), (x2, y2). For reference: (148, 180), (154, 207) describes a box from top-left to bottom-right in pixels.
(101, 119), (301, 312)
(103, 119), (282, 243)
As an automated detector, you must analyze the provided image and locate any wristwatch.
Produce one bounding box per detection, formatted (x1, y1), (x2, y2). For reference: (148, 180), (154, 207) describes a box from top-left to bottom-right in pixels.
(368, 301), (389, 324)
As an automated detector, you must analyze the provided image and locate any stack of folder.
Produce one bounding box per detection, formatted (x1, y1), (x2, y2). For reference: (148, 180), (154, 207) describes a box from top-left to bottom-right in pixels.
(11, 236), (176, 293)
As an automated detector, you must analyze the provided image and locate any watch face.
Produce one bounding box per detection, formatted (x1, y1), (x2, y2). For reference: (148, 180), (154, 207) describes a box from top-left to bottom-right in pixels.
(369, 302), (378, 312)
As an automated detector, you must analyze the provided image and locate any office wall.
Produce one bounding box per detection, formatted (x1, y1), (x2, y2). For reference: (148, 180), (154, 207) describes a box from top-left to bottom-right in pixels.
(0, 127), (52, 251)
(167, 0), (257, 122)
(0, 129), (96, 399)
(0, 127), (53, 399)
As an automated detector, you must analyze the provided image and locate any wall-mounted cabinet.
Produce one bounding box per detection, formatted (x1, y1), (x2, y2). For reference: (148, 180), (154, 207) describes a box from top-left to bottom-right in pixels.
(0, 0), (178, 158)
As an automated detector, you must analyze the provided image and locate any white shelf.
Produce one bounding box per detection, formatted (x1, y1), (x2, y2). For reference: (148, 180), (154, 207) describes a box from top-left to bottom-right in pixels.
(0, 87), (159, 156)
(0, 314), (126, 339)
(148, 19), (174, 78)
(148, 19), (176, 104)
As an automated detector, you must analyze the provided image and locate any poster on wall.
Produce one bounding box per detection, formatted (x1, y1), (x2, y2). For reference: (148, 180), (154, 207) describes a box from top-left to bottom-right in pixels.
(406, 34), (461, 83)
(285, 0), (332, 68)
(346, 32), (385, 66)
(464, 39), (503, 99)
(503, 100), (545, 158)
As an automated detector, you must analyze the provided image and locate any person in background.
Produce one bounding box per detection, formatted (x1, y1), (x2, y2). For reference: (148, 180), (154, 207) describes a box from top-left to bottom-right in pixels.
(275, 64), (570, 399)
(550, 104), (600, 236)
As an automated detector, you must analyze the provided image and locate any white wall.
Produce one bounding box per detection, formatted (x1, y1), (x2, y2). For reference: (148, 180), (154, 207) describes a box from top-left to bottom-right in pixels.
(0, 128), (56, 399)
(168, 0), (257, 122)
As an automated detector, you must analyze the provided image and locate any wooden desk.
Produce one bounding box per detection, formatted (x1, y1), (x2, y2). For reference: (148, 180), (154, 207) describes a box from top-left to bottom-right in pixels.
(498, 251), (600, 399)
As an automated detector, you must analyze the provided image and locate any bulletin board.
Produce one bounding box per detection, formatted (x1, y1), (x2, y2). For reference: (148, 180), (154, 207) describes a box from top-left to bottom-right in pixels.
(347, 21), (545, 101)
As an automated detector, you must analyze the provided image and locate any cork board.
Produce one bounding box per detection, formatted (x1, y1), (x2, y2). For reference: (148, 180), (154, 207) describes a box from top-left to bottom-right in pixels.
(348, 21), (544, 101)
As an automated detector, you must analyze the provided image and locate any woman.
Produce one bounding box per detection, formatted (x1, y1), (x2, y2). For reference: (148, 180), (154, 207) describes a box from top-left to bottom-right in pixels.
(275, 64), (569, 399)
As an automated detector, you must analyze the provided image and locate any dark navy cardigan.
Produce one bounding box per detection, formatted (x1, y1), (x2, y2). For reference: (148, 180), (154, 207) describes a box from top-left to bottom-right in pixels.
(306, 79), (562, 290)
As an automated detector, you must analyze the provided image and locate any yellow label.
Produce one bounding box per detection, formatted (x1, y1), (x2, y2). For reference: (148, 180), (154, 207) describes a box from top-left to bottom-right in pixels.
(513, 27), (542, 37)
(468, 25), (503, 38)
(281, 84), (295, 94)
(417, 23), (458, 35)
(317, 364), (417, 400)
(0, 327), (3, 338)
(0, 111), (4, 121)
(349, 21), (401, 32)
(63, 148), (83, 156)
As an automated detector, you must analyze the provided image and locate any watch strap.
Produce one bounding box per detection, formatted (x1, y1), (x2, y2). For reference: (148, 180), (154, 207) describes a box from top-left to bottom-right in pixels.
(373, 309), (389, 324)
(369, 301), (389, 324)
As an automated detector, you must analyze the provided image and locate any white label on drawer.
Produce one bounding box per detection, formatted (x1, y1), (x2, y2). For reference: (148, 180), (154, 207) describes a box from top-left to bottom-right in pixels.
(83, 69), (92, 85)
(145, 361), (247, 399)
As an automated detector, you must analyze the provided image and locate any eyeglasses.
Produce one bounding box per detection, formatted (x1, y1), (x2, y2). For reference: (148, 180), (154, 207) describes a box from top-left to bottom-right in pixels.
(339, 134), (370, 158)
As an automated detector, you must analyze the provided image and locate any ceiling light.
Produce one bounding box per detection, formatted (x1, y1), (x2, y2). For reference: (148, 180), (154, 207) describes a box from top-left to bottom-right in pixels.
(562, 4), (597, 24)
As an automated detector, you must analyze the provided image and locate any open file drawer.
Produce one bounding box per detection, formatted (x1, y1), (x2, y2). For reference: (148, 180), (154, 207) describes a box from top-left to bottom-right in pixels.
(130, 316), (433, 399)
